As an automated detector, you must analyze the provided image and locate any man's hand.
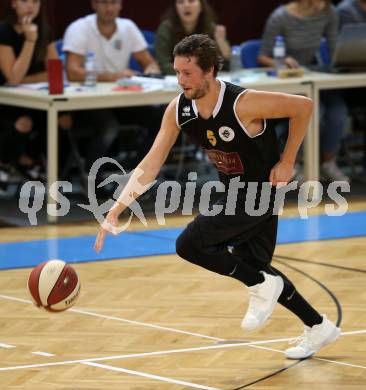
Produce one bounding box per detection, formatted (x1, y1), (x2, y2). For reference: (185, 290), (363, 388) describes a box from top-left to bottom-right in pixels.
(269, 160), (295, 187)
(94, 210), (120, 253)
(22, 16), (38, 43)
(114, 69), (136, 79)
(284, 56), (300, 69)
(143, 62), (161, 75)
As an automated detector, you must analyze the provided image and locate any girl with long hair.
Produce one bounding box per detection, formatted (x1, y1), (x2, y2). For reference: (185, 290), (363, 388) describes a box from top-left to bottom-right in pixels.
(155, 0), (231, 74)
(0, 0), (71, 182)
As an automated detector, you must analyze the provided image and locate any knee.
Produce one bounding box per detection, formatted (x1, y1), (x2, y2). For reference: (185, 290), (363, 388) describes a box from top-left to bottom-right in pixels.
(176, 229), (195, 260)
(330, 99), (348, 122)
(322, 93), (348, 119)
(58, 114), (73, 130)
(15, 116), (33, 134)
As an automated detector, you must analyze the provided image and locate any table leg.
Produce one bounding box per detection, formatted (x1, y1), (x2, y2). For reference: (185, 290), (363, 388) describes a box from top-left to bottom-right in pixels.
(303, 84), (321, 200)
(47, 105), (58, 223)
(304, 84), (319, 183)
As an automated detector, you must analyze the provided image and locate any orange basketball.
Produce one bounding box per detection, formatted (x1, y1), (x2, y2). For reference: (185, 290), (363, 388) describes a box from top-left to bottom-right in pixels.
(28, 259), (80, 312)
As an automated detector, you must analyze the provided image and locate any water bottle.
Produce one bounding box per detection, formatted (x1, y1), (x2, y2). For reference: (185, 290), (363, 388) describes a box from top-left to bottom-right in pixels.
(84, 51), (97, 88)
(230, 45), (242, 72)
(273, 35), (286, 73)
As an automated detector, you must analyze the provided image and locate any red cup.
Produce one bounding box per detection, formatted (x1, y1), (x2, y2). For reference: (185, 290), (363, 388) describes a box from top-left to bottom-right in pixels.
(48, 59), (64, 95)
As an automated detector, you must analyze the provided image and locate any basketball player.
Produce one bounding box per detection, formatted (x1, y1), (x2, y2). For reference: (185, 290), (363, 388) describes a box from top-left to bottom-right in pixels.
(94, 34), (341, 359)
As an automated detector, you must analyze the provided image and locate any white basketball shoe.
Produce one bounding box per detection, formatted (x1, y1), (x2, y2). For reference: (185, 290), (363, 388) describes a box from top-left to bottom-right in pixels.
(285, 314), (341, 359)
(241, 271), (284, 332)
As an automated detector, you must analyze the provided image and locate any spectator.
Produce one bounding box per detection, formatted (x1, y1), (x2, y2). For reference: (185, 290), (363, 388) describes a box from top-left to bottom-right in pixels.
(337, 0), (366, 173)
(337, 0), (366, 28)
(63, 0), (163, 173)
(0, 0), (72, 182)
(63, 0), (160, 81)
(258, 0), (350, 182)
(155, 0), (231, 75)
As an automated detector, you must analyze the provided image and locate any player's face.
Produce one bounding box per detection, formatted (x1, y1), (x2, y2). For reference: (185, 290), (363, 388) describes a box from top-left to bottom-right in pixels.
(174, 55), (211, 100)
(92, 0), (122, 24)
(12, 0), (41, 23)
(175, 0), (202, 26)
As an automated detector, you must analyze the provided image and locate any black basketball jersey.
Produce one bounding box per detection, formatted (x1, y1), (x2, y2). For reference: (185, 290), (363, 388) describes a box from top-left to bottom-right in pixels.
(176, 80), (280, 187)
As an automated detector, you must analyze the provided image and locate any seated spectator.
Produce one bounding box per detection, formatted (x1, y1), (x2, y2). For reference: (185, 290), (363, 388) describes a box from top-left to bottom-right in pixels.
(0, 0), (72, 182)
(155, 0), (231, 75)
(337, 0), (366, 28)
(63, 0), (163, 173)
(64, 0), (160, 81)
(337, 0), (366, 172)
(258, 0), (350, 182)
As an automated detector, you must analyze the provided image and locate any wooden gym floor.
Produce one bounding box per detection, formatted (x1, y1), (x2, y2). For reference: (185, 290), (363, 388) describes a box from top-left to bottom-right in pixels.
(0, 202), (365, 389)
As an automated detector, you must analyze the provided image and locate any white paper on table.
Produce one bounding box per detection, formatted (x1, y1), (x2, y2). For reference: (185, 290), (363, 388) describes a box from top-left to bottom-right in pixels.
(220, 70), (266, 84)
(238, 73), (263, 83)
(119, 75), (180, 91)
(163, 75), (179, 89)
(129, 76), (163, 86)
(15, 82), (48, 90)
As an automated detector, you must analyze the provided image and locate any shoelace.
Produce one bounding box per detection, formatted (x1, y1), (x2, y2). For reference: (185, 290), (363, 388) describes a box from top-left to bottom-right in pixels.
(289, 329), (315, 350)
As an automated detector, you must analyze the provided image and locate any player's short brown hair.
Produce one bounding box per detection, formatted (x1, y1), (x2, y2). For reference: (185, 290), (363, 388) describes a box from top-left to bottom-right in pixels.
(173, 34), (223, 77)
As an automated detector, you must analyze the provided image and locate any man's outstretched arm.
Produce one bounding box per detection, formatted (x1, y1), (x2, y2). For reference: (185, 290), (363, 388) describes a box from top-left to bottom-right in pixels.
(94, 97), (180, 252)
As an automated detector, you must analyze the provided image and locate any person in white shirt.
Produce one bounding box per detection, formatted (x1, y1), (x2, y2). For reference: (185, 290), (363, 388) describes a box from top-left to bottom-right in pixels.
(63, 0), (160, 80)
(62, 0), (162, 185)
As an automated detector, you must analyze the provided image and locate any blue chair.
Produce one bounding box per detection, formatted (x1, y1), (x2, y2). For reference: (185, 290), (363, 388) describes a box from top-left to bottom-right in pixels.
(241, 37), (331, 68)
(319, 37), (331, 65)
(129, 30), (156, 72)
(55, 39), (65, 63)
(240, 39), (262, 68)
(141, 30), (155, 45)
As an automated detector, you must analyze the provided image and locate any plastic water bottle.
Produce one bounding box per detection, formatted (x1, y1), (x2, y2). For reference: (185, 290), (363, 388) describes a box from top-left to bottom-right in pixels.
(230, 45), (242, 72)
(273, 35), (286, 73)
(84, 51), (97, 88)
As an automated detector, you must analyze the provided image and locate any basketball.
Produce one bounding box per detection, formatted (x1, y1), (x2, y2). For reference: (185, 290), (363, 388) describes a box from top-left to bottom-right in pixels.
(28, 260), (81, 312)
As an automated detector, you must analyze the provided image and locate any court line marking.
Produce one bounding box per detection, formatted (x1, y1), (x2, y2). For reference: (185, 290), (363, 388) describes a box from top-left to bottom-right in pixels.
(341, 330), (366, 336)
(0, 295), (223, 342)
(1, 294), (365, 373)
(71, 307), (223, 341)
(0, 343), (16, 349)
(32, 351), (55, 357)
(82, 362), (221, 390)
(0, 340), (286, 372)
(251, 345), (366, 370)
(313, 357), (366, 370)
(1, 336), (366, 373)
(2, 294), (365, 341)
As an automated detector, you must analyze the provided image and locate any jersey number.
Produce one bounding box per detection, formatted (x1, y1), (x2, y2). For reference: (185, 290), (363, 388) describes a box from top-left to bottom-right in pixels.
(207, 130), (217, 146)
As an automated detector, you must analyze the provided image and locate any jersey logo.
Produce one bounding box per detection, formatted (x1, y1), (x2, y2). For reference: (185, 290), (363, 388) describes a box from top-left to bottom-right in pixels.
(182, 106), (191, 117)
(114, 39), (122, 50)
(218, 126), (235, 142)
(206, 149), (244, 175)
(207, 130), (217, 146)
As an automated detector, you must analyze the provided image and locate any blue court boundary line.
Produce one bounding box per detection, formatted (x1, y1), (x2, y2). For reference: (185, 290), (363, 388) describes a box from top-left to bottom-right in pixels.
(0, 211), (365, 270)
